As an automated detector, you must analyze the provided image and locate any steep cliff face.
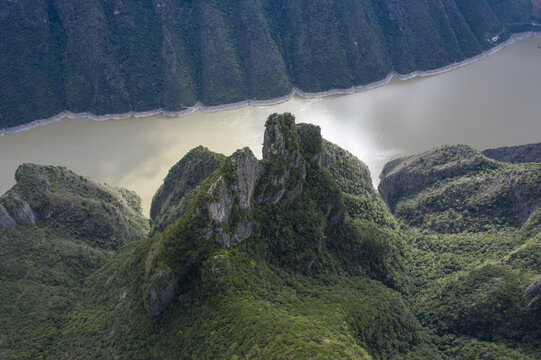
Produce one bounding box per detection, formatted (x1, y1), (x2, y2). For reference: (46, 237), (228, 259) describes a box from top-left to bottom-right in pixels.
(257, 113), (306, 205)
(142, 114), (304, 317)
(379, 145), (500, 211)
(0, 0), (536, 128)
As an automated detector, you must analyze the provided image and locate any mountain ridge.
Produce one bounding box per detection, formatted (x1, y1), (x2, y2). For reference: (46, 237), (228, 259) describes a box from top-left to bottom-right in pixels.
(3, 31), (541, 137)
(1, 113), (540, 358)
(1, 0), (538, 129)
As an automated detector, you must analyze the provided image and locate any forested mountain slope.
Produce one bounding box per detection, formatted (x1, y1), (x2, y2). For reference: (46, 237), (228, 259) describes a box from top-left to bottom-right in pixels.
(0, 113), (539, 358)
(0, 0), (536, 128)
(0, 164), (148, 358)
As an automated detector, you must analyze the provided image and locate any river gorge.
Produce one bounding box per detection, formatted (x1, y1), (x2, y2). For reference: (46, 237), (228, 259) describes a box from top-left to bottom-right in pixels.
(1, 37), (540, 214)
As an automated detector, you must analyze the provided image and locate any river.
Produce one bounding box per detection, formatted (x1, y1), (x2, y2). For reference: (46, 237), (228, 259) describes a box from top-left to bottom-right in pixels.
(1, 37), (540, 214)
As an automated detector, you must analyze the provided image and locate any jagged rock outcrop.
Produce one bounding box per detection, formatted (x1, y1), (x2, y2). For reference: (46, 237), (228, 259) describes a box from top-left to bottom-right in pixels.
(379, 145), (541, 232)
(0, 204), (17, 228)
(483, 142), (541, 164)
(203, 147), (263, 247)
(0, 200), (35, 228)
(150, 146), (225, 235)
(0, 163), (149, 248)
(257, 113), (306, 205)
(141, 113), (409, 318)
(143, 113), (333, 317)
(144, 148), (263, 317)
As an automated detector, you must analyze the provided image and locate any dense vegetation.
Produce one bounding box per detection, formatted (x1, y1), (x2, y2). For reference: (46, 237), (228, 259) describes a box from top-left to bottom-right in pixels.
(0, 165), (148, 359)
(0, 114), (539, 358)
(0, 0), (537, 128)
(483, 142), (541, 164)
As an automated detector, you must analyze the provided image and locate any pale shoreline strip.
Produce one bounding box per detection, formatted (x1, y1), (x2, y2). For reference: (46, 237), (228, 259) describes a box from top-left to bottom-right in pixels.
(1, 31), (540, 138)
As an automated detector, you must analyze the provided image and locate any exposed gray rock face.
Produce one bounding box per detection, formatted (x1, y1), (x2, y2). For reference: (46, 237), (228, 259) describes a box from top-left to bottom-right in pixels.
(150, 146), (225, 235)
(0, 191), (36, 229)
(204, 148), (263, 247)
(11, 201), (36, 224)
(230, 149), (264, 209)
(210, 220), (257, 248)
(208, 176), (234, 223)
(525, 277), (541, 297)
(525, 277), (541, 311)
(144, 148), (263, 317)
(262, 114), (302, 166)
(144, 265), (177, 318)
(258, 113), (306, 205)
(483, 143), (541, 164)
(0, 204), (17, 228)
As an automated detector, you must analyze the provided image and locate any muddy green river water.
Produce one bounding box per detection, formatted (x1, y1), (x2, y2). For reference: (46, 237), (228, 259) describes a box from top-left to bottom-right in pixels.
(1, 38), (540, 214)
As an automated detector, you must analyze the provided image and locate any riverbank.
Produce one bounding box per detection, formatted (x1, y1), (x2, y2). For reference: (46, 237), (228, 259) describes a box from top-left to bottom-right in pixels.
(2, 31), (540, 138)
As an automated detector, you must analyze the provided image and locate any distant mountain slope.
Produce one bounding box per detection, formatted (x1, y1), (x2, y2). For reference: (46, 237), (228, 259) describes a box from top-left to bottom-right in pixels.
(0, 164), (148, 359)
(378, 145), (541, 233)
(0, 0), (536, 128)
(483, 142), (541, 163)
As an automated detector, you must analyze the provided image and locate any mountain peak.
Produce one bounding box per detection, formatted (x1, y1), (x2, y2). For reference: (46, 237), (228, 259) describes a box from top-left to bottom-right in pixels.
(1, 163), (148, 249)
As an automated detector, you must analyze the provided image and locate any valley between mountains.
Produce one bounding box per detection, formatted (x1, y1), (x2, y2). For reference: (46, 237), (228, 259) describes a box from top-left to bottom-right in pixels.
(1, 0), (540, 129)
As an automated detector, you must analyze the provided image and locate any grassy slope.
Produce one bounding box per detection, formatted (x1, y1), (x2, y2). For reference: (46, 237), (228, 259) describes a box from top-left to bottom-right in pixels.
(0, 225), (110, 359)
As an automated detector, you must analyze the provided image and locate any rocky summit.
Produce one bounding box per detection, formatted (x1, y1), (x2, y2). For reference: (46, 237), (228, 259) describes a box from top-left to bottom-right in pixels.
(0, 113), (540, 359)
